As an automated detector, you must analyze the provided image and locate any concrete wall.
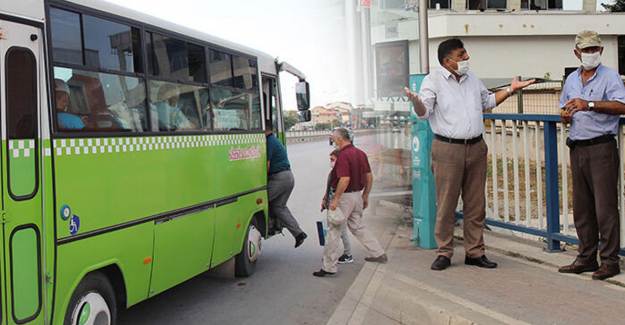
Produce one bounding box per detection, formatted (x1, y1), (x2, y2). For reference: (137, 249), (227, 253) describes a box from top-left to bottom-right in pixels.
(418, 35), (620, 80)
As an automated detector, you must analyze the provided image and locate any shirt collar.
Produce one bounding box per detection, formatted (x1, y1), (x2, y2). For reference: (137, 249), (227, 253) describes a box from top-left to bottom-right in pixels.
(576, 64), (603, 84)
(340, 143), (353, 151)
(439, 67), (468, 83)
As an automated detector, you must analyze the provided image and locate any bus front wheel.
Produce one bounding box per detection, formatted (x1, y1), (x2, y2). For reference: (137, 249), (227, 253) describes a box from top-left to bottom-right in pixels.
(64, 272), (117, 325)
(235, 223), (262, 277)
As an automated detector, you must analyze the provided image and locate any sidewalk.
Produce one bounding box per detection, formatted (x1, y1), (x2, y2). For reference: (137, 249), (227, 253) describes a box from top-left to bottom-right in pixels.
(326, 204), (625, 325)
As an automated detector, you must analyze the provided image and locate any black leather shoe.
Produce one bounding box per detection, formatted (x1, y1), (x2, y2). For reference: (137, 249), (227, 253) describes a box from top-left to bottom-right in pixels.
(465, 255), (498, 269)
(592, 264), (620, 280)
(431, 256), (451, 271)
(313, 269), (336, 277)
(295, 233), (307, 248)
(558, 259), (599, 274)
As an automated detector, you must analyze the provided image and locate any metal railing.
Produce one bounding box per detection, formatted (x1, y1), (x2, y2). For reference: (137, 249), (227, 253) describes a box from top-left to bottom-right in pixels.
(480, 113), (625, 252)
(491, 81), (563, 115)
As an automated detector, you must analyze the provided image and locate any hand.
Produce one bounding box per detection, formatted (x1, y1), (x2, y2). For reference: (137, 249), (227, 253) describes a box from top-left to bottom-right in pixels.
(510, 77), (535, 92)
(329, 199), (338, 211)
(560, 109), (572, 124)
(404, 87), (419, 103)
(362, 195), (369, 210)
(564, 98), (589, 117)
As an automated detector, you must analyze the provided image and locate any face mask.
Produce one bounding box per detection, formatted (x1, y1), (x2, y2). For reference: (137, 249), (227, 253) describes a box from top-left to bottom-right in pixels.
(450, 59), (470, 75)
(580, 52), (601, 70)
(330, 161), (335, 168)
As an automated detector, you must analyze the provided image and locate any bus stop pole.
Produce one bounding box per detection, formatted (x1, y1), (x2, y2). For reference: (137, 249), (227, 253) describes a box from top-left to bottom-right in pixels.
(410, 0), (437, 249)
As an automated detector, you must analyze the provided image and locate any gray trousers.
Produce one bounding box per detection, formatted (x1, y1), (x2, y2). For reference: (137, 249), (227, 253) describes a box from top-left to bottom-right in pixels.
(322, 192), (385, 273)
(268, 170), (304, 238)
(341, 224), (352, 256)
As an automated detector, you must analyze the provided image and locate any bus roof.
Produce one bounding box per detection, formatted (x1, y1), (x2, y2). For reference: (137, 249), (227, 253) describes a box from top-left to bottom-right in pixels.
(63, 0), (280, 74)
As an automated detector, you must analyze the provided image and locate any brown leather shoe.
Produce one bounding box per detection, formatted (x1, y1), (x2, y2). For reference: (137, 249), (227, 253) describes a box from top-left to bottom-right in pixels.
(592, 264), (620, 281)
(558, 259), (599, 274)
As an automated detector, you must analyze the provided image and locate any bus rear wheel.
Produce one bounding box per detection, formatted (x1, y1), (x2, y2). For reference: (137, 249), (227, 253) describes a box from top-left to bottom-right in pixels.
(64, 272), (117, 325)
(235, 223), (262, 277)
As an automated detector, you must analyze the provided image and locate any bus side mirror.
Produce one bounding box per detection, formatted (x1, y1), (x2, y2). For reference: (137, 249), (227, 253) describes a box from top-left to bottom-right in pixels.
(298, 110), (311, 122)
(296, 81), (310, 111)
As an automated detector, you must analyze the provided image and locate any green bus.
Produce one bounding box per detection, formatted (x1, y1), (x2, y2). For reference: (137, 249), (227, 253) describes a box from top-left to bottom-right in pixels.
(0, 1), (310, 324)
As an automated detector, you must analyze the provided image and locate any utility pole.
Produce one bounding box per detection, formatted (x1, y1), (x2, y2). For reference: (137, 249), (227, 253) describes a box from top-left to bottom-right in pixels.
(419, 0), (429, 74)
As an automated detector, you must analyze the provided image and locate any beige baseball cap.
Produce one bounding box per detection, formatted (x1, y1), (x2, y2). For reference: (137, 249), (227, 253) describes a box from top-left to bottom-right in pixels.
(575, 30), (602, 50)
(54, 79), (70, 94)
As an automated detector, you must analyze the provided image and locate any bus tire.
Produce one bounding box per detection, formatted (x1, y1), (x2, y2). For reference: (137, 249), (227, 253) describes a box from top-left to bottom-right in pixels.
(235, 222), (262, 277)
(64, 272), (117, 325)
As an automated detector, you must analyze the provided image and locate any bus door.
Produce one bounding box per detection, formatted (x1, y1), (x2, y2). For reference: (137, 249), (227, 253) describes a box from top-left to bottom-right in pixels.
(262, 75), (283, 143)
(0, 19), (45, 325)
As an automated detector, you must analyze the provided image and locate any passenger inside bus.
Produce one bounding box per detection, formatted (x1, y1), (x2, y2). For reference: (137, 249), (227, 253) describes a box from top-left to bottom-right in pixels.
(55, 79), (85, 130)
(150, 83), (197, 131)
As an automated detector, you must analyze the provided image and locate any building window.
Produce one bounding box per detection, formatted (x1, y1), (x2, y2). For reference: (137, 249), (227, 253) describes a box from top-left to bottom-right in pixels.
(468, 0), (507, 10)
(521, 0), (563, 10)
(429, 0), (450, 9)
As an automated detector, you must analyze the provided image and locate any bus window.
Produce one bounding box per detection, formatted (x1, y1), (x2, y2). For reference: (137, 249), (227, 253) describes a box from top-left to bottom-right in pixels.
(146, 32), (207, 83)
(50, 7), (83, 65)
(83, 14), (143, 73)
(210, 87), (252, 131)
(209, 50), (234, 87)
(53, 67), (147, 132)
(148, 80), (208, 132)
(7, 48), (37, 139)
(233, 56), (257, 90)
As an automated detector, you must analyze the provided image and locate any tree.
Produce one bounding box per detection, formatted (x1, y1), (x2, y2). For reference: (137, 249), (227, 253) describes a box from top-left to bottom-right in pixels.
(283, 111), (300, 131)
(602, 0), (625, 12)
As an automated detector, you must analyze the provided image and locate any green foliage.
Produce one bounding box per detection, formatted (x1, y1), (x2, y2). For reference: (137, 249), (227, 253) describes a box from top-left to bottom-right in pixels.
(283, 111), (300, 130)
(314, 123), (332, 131)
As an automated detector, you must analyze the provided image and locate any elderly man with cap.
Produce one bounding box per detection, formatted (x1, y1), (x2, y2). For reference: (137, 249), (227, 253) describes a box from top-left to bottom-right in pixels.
(559, 31), (625, 281)
(54, 79), (85, 130)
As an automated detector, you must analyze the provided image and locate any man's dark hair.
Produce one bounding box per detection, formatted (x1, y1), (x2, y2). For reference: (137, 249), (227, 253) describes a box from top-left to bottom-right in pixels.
(438, 38), (464, 65)
(265, 120), (273, 132)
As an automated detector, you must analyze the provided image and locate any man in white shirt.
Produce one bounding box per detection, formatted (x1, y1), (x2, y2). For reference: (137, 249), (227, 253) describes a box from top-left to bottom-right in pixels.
(405, 38), (534, 271)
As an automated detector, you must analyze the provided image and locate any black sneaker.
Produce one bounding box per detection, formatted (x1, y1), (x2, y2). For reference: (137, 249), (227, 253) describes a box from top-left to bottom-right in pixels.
(313, 269), (336, 277)
(338, 254), (354, 264)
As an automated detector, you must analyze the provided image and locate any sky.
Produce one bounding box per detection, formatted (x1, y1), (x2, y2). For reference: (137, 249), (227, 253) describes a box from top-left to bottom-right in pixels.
(106, 0), (350, 110)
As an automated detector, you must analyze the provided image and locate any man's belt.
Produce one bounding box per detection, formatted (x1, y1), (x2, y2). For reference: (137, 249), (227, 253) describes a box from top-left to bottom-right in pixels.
(566, 134), (615, 149)
(435, 134), (483, 145)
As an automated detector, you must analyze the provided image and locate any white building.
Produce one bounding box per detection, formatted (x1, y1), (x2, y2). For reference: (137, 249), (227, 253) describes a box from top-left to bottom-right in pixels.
(347, 0), (625, 111)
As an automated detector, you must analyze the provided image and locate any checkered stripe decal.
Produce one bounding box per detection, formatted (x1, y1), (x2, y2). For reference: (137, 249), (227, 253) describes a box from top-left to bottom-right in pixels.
(9, 140), (36, 159)
(52, 134), (264, 157)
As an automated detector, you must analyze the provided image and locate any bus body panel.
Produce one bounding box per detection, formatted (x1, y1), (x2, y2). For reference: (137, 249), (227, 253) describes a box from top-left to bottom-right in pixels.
(54, 223), (153, 323)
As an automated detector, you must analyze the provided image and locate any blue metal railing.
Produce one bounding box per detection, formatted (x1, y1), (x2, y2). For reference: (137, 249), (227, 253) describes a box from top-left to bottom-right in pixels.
(475, 113), (625, 254)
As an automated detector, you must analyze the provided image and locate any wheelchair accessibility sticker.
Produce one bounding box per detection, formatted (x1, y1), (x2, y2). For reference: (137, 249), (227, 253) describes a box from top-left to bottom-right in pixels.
(61, 204), (81, 235)
(69, 215), (81, 236)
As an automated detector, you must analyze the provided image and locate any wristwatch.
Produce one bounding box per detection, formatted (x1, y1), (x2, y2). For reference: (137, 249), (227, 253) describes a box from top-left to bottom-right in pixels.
(506, 87), (513, 95)
(588, 101), (595, 111)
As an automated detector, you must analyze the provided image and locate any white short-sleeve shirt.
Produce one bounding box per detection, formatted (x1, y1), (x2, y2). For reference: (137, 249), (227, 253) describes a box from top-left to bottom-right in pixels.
(418, 68), (496, 139)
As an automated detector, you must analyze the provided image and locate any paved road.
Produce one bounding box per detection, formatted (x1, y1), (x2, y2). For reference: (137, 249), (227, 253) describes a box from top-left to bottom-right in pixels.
(119, 135), (388, 325)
